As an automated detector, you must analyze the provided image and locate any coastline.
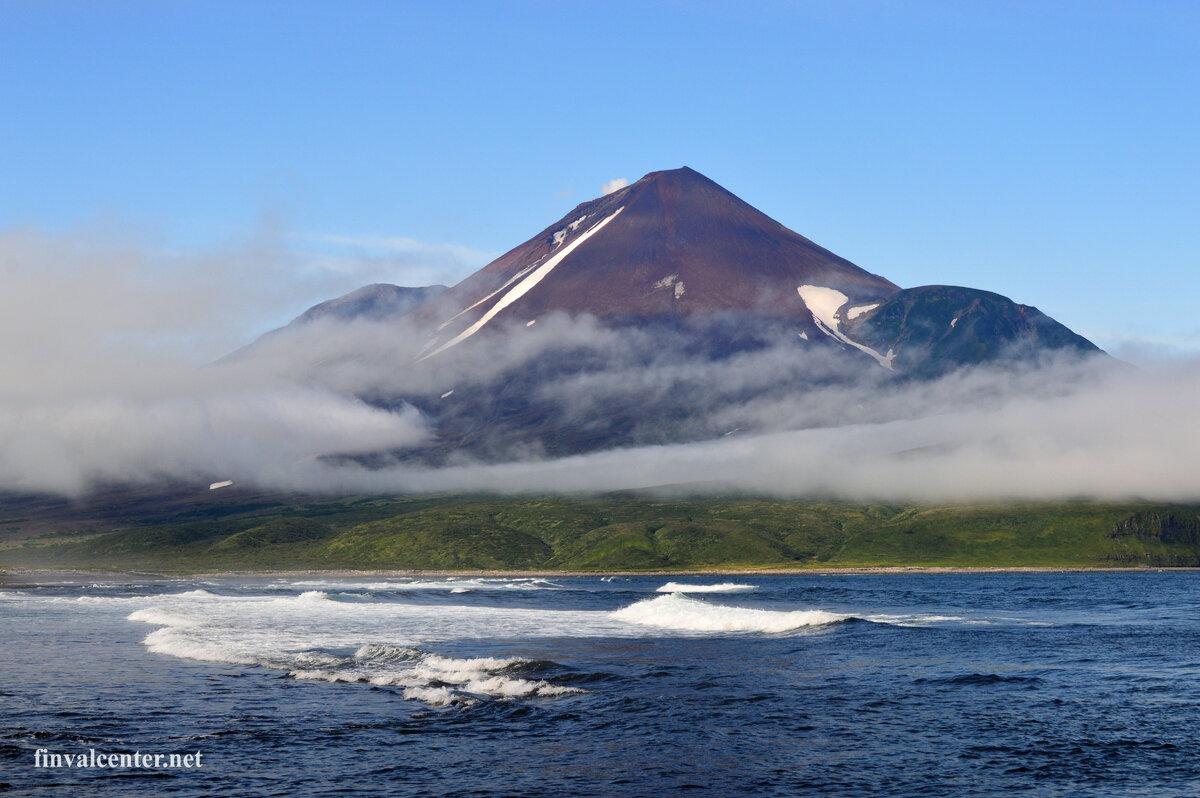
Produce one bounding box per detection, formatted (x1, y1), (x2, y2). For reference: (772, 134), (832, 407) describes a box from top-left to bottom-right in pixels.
(3, 564), (1197, 587)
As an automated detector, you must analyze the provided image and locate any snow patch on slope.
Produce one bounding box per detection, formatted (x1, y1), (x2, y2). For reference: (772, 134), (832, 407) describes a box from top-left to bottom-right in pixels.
(846, 302), (880, 320)
(797, 285), (896, 371)
(433, 262), (539, 334)
(654, 274), (685, 299)
(797, 285), (849, 330)
(552, 216), (591, 250)
(419, 208), (625, 360)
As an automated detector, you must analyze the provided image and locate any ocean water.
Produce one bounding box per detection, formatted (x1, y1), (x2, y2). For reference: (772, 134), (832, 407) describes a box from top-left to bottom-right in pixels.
(3, 572), (1200, 796)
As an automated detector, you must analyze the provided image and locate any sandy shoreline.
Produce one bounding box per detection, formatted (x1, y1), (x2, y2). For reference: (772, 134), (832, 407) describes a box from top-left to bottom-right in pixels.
(3, 565), (1197, 587)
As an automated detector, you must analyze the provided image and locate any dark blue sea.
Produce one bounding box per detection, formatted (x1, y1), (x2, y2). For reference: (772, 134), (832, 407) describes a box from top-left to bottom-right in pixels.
(3, 572), (1200, 796)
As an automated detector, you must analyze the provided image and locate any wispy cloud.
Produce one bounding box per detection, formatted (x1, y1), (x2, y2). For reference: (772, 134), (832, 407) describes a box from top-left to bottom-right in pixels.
(289, 232), (498, 290)
(601, 178), (628, 196)
(296, 232), (495, 264)
(1085, 331), (1200, 366)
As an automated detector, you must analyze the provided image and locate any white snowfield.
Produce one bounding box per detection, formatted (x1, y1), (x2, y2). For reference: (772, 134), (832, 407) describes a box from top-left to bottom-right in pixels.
(797, 285), (896, 370)
(654, 274), (686, 299)
(552, 216), (589, 248)
(433, 261), (538, 335)
(419, 208), (625, 361)
(846, 302), (880, 320)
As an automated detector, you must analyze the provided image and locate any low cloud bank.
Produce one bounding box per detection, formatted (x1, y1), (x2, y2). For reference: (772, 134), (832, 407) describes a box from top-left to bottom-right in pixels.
(0, 225), (431, 495)
(0, 385), (427, 496)
(264, 355), (1200, 504)
(3, 225), (1199, 502)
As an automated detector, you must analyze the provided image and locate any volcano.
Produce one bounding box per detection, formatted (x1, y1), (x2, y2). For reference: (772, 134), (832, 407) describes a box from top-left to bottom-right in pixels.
(416, 166), (900, 361)
(258, 166), (1103, 460)
(407, 166), (1097, 375)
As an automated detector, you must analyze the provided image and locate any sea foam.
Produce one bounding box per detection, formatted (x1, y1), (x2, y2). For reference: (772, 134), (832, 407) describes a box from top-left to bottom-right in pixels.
(279, 647), (583, 706)
(613, 593), (846, 633)
(656, 582), (757, 593)
(127, 589), (591, 706)
(288, 578), (562, 592)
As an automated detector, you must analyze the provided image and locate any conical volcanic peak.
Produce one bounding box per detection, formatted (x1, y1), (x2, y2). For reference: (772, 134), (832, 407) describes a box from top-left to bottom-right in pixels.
(224, 168), (1106, 463)
(419, 167), (899, 358)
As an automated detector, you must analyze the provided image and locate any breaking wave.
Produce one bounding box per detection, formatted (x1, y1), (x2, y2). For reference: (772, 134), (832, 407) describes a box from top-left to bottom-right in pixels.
(656, 582), (757, 593)
(128, 590), (591, 706)
(117, 580), (866, 707)
(612, 593), (847, 633)
(287, 578), (563, 592)
(291, 646), (582, 706)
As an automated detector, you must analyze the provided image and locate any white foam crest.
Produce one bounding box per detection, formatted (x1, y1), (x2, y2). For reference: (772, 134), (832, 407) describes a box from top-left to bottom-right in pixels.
(419, 652), (525, 673)
(73, 587), (229, 605)
(130, 591), (610, 645)
(353, 643), (423, 662)
(127, 593), (594, 705)
(288, 648), (583, 703)
(613, 593), (846, 633)
(458, 675), (580, 699)
(73, 595), (148, 604)
(139, 626), (266, 666)
(127, 607), (200, 628)
(865, 613), (969, 627)
(290, 667), (359, 683)
(401, 686), (464, 707)
(656, 582), (757, 593)
(0, 592), (137, 606)
(290, 649), (348, 669)
(287, 578), (562, 592)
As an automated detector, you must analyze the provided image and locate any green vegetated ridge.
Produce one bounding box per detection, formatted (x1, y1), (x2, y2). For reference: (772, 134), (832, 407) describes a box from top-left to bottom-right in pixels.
(4, 495), (1200, 573)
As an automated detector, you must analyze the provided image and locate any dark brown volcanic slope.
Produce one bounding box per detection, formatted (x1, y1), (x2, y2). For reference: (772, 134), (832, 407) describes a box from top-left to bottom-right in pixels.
(418, 167), (899, 358)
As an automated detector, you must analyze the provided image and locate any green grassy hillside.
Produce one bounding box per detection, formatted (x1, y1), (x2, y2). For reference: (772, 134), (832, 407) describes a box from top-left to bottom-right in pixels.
(4, 495), (1200, 573)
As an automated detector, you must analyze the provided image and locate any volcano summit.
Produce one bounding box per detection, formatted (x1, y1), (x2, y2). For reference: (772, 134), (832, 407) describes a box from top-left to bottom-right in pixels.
(417, 166), (899, 358)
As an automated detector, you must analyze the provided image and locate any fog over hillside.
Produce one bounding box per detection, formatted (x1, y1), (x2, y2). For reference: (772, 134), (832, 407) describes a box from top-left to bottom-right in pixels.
(2, 222), (1197, 503)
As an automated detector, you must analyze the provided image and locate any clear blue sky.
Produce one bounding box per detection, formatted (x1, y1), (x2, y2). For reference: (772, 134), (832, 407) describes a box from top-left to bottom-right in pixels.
(2, 0), (1197, 356)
